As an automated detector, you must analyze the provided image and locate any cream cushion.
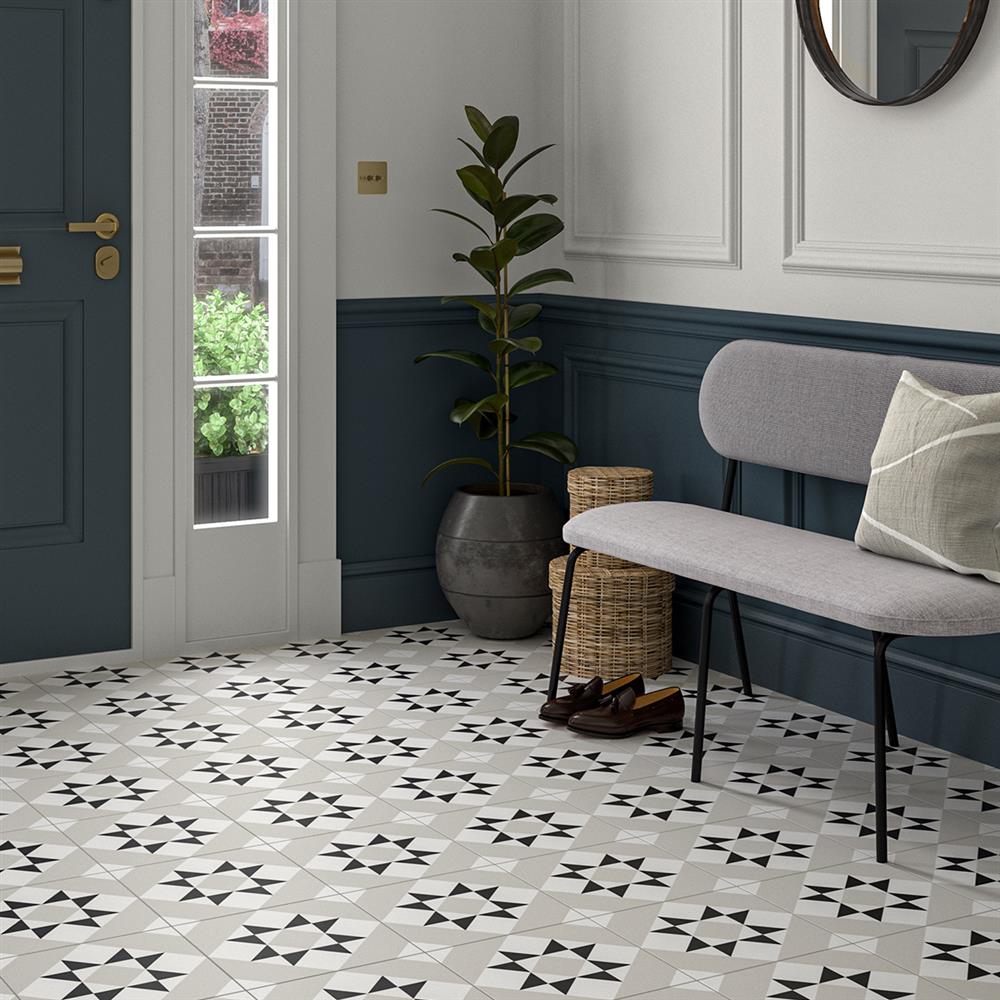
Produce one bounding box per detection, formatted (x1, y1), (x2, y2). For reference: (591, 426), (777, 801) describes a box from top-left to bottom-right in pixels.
(855, 371), (1000, 585)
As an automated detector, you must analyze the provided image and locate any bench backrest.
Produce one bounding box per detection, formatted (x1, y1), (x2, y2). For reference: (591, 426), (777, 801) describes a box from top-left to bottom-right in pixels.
(699, 340), (1000, 484)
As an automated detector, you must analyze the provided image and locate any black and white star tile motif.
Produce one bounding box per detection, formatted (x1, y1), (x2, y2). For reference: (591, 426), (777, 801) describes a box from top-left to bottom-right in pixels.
(37, 666), (147, 693)
(383, 626), (465, 646)
(380, 876), (535, 935)
(436, 648), (525, 669)
(921, 926), (1000, 986)
(723, 762), (838, 801)
(278, 828), (473, 888)
(190, 898), (410, 982)
(31, 770), (183, 816)
(382, 686), (486, 715)
(160, 651), (259, 677)
(7, 935), (240, 1000)
(221, 788), (397, 839)
(797, 872), (930, 925)
(458, 805), (594, 853)
(493, 671), (550, 698)
(0, 706), (74, 737)
(209, 675), (311, 702)
(821, 799), (945, 845)
(75, 809), (247, 867)
(384, 767), (508, 808)
(635, 728), (745, 761)
(752, 710), (856, 743)
(760, 964), (920, 1000)
(945, 777), (1000, 815)
(934, 841), (1000, 893)
(258, 701), (371, 734)
(446, 715), (551, 748)
(597, 783), (721, 828)
(515, 749), (632, 784)
(315, 732), (436, 771)
(843, 742), (952, 779)
(278, 638), (368, 659)
(645, 902), (790, 963)
(80, 691), (197, 719)
(0, 678), (35, 700)
(322, 660), (423, 686)
(0, 878), (163, 953)
(539, 850), (685, 903)
(471, 934), (638, 999)
(175, 750), (318, 792)
(131, 719), (252, 754)
(283, 967), (478, 1000)
(0, 738), (117, 773)
(688, 824), (821, 873)
(1, 834), (101, 887)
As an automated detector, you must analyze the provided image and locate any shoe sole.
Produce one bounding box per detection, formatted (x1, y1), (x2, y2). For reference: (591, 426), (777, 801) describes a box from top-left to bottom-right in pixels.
(538, 709), (571, 724)
(566, 718), (684, 739)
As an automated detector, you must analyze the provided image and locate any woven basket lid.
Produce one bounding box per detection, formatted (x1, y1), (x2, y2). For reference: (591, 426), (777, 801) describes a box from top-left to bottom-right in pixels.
(568, 466), (652, 485)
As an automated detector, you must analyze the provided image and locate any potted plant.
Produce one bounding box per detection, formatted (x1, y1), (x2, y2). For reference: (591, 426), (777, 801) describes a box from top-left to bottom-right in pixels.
(193, 290), (269, 523)
(416, 106), (578, 639)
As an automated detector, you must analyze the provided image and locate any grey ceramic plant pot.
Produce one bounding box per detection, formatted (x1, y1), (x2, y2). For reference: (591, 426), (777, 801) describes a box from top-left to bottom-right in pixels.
(436, 484), (568, 640)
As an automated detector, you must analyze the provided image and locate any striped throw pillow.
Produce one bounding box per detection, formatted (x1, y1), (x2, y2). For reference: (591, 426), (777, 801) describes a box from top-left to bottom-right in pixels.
(855, 370), (1000, 584)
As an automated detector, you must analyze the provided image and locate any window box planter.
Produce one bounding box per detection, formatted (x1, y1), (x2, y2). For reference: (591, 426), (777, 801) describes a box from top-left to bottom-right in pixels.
(194, 452), (267, 524)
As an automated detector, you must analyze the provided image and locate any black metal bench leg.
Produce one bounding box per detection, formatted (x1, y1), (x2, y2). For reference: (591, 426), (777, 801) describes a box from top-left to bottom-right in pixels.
(872, 632), (898, 863)
(728, 591), (753, 697)
(882, 656), (899, 749)
(692, 586), (723, 783)
(547, 547), (587, 701)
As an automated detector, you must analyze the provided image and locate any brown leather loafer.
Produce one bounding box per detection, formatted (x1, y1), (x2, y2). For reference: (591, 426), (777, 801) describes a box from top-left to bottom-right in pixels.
(539, 673), (645, 723)
(567, 686), (684, 738)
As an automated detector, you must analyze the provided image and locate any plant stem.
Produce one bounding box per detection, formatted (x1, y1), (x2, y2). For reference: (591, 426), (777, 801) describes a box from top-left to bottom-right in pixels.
(494, 267), (504, 496)
(502, 262), (511, 496)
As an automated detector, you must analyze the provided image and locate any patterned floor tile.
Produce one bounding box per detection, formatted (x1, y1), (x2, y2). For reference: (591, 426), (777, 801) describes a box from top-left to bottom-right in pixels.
(248, 952), (489, 999)
(273, 822), (481, 893)
(892, 833), (1000, 909)
(270, 637), (377, 661)
(115, 844), (333, 924)
(854, 914), (1000, 1000)
(1, 827), (105, 887)
(64, 803), (266, 871)
(430, 917), (680, 999)
(708, 948), (958, 999)
(179, 896), (416, 990)
(344, 864), (578, 950)
(0, 872), (167, 955)
(211, 781), (410, 844)
(288, 727), (456, 776)
(737, 858), (985, 943)
(128, 716), (272, 762)
(0, 929), (243, 999)
(505, 840), (733, 916)
(0, 783), (52, 833)
(584, 885), (840, 983)
(154, 649), (272, 683)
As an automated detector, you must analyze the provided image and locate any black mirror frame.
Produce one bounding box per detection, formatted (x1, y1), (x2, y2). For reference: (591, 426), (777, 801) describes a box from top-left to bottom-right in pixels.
(795, 0), (991, 106)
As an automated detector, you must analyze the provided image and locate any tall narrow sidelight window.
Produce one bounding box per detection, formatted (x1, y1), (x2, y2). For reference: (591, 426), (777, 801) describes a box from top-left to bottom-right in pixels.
(192, 0), (279, 526)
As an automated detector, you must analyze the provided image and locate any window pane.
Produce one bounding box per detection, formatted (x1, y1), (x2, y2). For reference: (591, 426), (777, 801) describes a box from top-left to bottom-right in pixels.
(194, 237), (272, 376)
(194, 88), (270, 227)
(194, 0), (271, 79)
(194, 383), (270, 524)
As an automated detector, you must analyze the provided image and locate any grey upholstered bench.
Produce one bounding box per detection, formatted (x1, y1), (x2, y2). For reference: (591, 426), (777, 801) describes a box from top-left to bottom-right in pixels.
(549, 339), (1000, 863)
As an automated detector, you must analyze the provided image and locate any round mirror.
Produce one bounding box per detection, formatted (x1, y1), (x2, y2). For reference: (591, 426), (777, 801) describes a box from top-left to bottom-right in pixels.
(796, 0), (991, 105)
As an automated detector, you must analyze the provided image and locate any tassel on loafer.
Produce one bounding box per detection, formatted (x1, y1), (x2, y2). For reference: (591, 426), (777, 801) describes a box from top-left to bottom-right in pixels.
(567, 685), (684, 738)
(539, 672), (645, 723)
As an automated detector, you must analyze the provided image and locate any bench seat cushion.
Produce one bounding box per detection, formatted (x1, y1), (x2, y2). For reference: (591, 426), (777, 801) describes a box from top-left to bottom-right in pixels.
(563, 502), (1000, 637)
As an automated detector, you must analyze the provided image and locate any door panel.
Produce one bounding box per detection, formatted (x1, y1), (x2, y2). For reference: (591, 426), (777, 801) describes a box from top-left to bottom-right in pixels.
(0, 0), (130, 663)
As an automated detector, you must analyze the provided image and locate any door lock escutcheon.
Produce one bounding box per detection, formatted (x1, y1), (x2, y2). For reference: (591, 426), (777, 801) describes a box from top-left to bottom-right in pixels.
(95, 245), (119, 280)
(67, 212), (119, 240)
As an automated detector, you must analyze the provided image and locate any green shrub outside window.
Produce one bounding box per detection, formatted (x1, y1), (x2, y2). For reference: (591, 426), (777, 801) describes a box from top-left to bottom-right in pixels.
(194, 290), (269, 457)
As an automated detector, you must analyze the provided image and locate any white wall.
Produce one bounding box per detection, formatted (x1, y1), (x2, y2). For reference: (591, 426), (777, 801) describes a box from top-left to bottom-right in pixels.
(336, 0), (1000, 334)
(336, 0), (565, 299)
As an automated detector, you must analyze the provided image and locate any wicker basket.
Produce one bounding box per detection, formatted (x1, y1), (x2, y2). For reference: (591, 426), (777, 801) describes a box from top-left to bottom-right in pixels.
(549, 556), (674, 680)
(568, 466), (654, 571)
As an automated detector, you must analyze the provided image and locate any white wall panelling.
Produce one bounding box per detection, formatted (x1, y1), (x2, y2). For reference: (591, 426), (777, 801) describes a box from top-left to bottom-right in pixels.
(782, 2), (1000, 283)
(564, 0), (740, 266)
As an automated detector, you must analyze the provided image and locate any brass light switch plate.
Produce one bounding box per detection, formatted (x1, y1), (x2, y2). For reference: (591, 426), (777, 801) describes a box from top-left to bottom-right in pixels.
(358, 161), (387, 194)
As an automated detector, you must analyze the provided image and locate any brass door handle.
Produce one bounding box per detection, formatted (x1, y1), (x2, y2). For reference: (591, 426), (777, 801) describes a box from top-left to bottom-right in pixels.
(67, 212), (119, 240)
(0, 246), (23, 286)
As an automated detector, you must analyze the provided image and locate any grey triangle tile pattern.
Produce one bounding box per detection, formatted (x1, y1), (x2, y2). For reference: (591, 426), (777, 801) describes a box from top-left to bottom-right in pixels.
(2, 619), (998, 1000)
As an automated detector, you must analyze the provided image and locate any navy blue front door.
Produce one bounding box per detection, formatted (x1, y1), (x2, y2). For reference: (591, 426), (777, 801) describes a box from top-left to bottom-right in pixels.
(0, 0), (131, 662)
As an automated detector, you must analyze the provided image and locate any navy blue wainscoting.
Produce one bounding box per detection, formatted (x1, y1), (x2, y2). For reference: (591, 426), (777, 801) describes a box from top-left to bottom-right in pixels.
(338, 294), (1000, 766)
